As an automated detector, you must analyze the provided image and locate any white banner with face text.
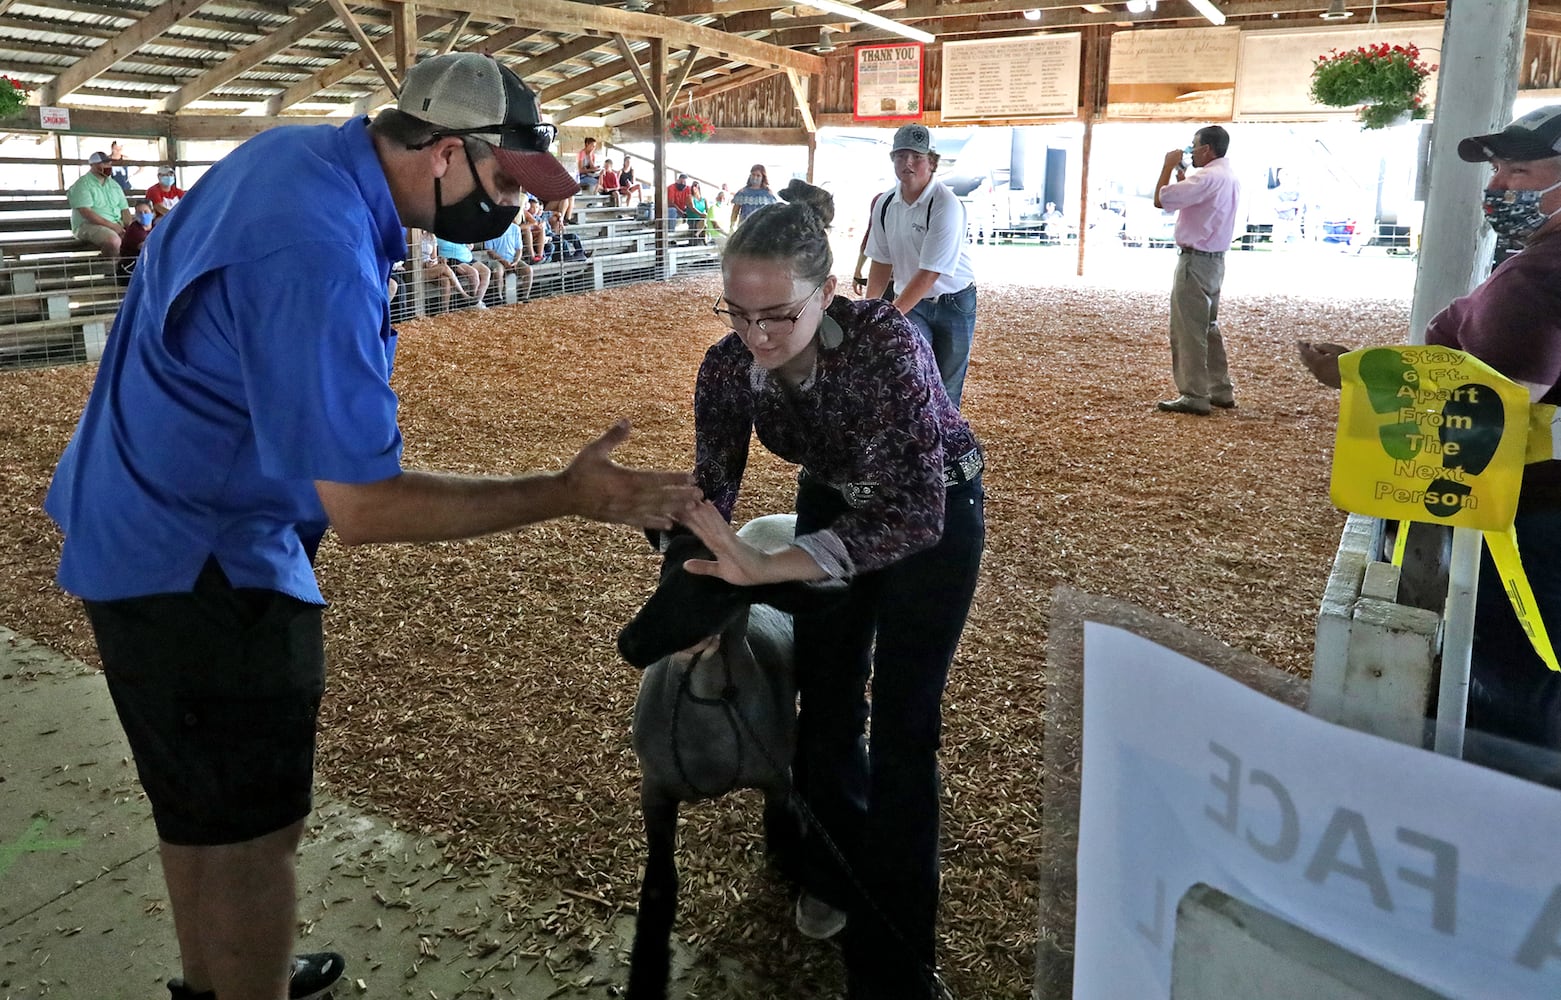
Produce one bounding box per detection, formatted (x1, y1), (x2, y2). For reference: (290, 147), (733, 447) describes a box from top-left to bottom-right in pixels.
(1075, 623), (1561, 999)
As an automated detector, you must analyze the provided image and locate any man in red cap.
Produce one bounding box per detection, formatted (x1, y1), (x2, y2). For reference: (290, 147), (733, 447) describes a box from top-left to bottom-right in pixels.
(45, 52), (700, 1000)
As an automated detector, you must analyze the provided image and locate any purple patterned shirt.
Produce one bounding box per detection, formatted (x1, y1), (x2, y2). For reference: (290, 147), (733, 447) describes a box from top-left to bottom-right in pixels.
(693, 295), (982, 577)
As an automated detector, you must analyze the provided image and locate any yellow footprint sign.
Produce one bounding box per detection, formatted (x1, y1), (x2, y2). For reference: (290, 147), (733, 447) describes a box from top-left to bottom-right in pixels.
(1331, 345), (1557, 671)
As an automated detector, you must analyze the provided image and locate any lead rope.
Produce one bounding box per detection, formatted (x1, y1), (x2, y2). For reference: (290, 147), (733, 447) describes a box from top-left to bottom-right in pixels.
(724, 688), (952, 1000)
(667, 646), (747, 800)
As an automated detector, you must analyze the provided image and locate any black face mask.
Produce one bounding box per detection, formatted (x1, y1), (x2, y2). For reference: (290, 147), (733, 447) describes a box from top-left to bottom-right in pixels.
(432, 144), (520, 244)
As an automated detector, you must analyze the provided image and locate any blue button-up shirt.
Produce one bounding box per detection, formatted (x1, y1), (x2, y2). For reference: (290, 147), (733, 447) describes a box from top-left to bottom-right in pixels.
(45, 117), (408, 603)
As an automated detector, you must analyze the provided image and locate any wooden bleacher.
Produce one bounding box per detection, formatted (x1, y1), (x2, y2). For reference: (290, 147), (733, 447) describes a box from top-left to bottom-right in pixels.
(0, 189), (121, 368)
(1, 190), (720, 369)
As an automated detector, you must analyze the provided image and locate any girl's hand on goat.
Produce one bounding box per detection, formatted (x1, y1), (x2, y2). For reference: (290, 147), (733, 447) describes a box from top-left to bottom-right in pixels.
(679, 501), (828, 584)
(559, 421), (704, 529)
(671, 634), (720, 664)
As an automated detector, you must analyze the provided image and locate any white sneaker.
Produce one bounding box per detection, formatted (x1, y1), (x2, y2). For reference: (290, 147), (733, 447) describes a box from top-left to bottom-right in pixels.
(473, 300), (489, 309)
(794, 892), (847, 940)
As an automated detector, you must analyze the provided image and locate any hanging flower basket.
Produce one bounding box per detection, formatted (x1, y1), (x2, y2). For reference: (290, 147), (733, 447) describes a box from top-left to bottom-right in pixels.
(0, 76), (30, 120)
(1310, 43), (1436, 130)
(668, 112), (715, 142)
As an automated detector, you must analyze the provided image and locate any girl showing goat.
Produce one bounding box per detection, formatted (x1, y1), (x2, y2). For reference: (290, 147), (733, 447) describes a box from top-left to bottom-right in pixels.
(673, 178), (985, 1000)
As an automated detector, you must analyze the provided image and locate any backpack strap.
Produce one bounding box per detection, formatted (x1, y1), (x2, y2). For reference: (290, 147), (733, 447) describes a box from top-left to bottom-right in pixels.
(877, 187), (936, 238)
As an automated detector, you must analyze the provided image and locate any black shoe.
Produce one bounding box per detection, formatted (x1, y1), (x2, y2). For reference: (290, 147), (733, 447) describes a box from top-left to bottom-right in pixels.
(290, 952), (346, 1000)
(1211, 397), (1237, 409)
(1156, 395), (1211, 415)
(166, 952), (345, 1000)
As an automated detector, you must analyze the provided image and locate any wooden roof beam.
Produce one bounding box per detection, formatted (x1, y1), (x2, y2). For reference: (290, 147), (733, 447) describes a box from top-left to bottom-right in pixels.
(510, 35), (616, 82)
(664, 45), (702, 107)
(267, 11), (451, 113)
(327, 0), (403, 96)
(161, 1), (338, 113)
(785, 66), (815, 133)
(41, 0), (210, 105)
(611, 33), (662, 116)
(537, 41), (647, 102)
(359, 0), (824, 74)
(605, 62), (776, 125)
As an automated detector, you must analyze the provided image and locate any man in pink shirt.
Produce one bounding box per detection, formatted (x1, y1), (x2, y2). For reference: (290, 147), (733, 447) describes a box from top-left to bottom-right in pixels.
(1152, 125), (1242, 415)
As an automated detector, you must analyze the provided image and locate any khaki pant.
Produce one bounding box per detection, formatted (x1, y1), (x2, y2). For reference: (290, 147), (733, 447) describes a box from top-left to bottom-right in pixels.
(1167, 250), (1232, 403)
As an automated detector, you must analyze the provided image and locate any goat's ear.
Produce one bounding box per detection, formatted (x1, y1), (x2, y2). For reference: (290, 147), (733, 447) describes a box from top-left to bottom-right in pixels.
(747, 577), (850, 616)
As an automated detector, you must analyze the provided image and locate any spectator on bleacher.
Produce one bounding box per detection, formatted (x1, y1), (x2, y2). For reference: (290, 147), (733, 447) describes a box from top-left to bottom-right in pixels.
(520, 195), (547, 262)
(715, 182), (730, 209)
(576, 136), (602, 194)
(43, 50), (693, 1000)
(482, 220), (534, 303)
(435, 235), (492, 309)
(687, 181), (721, 244)
(418, 231), (471, 312)
(618, 157), (641, 206)
(535, 201), (589, 262)
(69, 150), (132, 259)
(121, 200), (156, 259)
(667, 172), (700, 239)
(600, 159), (621, 206)
(109, 141), (134, 194)
(112, 200), (157, 286)
(729, 163), (779, 230)
(148, 167), (186, 219)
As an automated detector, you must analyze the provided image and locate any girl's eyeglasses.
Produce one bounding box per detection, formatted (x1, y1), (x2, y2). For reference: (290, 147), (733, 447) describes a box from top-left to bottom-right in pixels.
(712, 279), (825, 336)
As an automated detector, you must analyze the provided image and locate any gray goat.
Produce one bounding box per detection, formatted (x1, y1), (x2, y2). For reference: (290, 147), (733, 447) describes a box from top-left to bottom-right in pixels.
(619, 514), (833, 1000)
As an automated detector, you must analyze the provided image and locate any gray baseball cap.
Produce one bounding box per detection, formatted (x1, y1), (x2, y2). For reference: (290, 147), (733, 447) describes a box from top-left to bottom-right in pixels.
(1458, 106), (1561, 163)
(398, 52), (579, 202)
(891, 123), (934, 155)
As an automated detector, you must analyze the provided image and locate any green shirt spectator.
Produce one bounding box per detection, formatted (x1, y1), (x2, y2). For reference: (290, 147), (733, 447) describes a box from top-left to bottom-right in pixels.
(68, 151), (132, 257)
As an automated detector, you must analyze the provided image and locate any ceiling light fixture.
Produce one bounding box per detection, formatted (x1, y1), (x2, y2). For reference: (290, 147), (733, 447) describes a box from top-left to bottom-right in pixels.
(798, 0), (936, 45)
(1186, 0), (1225, 25)
(1022, 8), (1042, 19)
(1320, 0), (1353, 19)
(814, 27), (838, 52)
(1124, 0), (1155, 13)
(623, 0), (650, 10)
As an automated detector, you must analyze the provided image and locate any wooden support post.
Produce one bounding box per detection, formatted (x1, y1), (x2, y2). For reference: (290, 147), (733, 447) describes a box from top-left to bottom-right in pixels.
(1408, 0), (1528, 344)
(651, 39), (672, 278)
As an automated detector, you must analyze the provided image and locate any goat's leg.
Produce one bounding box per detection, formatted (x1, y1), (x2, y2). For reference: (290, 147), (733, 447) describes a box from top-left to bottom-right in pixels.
(762, 786), (806, 885)
(628, 787), (680, 1000)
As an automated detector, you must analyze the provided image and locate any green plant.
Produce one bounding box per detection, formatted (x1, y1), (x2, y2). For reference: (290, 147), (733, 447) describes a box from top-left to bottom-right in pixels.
(668, 111), (715, 142)
(0, 77), (29, 120)
(1310, 43), (1436, 130)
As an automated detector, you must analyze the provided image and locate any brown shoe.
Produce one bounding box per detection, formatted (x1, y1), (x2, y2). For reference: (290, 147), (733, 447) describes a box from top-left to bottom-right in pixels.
(1156, 395), (1211, 415)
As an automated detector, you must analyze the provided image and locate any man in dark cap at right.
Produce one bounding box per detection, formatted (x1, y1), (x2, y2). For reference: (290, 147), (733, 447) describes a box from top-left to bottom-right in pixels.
(1301, 106), (1561, 755)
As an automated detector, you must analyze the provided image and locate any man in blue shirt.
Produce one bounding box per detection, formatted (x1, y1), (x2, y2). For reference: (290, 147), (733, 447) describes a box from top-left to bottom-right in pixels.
(44, 52), (700, 1000)
(482, 221), (533, 302)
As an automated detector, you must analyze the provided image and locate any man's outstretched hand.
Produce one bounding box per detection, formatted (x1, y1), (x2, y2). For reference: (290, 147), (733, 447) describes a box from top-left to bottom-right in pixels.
(1297, 340), (1350, 390)
(560, 420), (702, 530)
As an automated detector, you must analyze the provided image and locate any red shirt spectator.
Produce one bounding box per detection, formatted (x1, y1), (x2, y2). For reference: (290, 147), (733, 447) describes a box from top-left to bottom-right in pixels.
(601, 164), (620, 197)
(667, 175), (694, 214)
(147, 169), (185, 217)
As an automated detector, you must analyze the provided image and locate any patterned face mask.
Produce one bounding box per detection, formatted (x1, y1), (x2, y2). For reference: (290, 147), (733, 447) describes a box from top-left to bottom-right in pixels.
(1482, 177), (1561, 243)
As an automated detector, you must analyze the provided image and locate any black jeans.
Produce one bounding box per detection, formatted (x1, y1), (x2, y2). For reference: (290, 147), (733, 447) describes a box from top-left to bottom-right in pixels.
(792, 473), (985, 999)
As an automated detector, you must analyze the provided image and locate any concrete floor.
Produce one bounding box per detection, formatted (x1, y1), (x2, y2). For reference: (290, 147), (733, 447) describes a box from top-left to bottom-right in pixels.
(0, 626), (719, 1000)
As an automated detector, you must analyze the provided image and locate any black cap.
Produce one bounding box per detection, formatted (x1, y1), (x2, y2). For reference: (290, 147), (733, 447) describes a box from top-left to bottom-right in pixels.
(1458, 106), (1561, 163)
